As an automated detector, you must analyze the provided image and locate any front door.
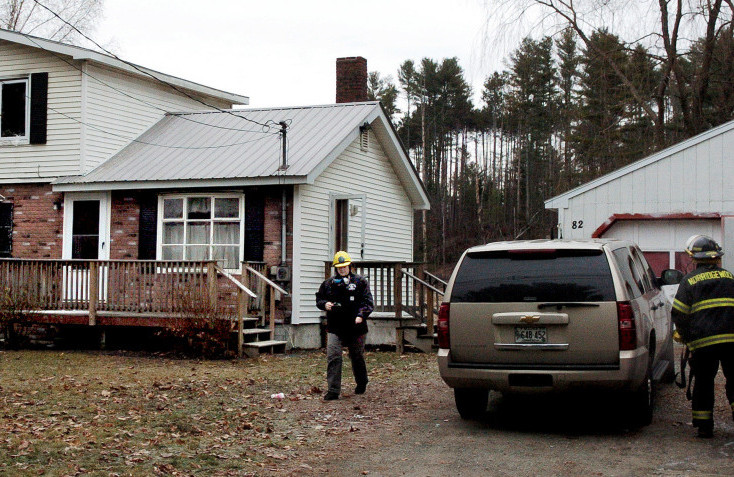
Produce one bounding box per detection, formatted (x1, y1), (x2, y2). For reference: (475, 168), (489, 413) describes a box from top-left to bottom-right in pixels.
(331, 194), (365, 259)
(63, 192), (110, 260)
(62, 193), (110, 303)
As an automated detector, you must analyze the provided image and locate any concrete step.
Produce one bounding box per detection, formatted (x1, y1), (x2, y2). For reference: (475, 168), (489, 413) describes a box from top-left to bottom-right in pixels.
(242, 339), (287, 357)
(401, 325), (437, 354)
(232, 328), (273, 343)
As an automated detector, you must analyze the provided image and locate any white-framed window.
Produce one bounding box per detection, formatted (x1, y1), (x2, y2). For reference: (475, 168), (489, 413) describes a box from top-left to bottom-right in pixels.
(158, 194), (244, 270)
(0, 77), (29, 141)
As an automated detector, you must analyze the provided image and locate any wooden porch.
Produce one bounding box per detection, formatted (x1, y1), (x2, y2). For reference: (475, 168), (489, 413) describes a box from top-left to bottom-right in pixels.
(0, 259), (446, 354)
(326, 261), (446, 353)
(0, 259), (288, 356)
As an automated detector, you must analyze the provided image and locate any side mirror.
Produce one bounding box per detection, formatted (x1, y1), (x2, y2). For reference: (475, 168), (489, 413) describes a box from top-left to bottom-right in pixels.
(659, 269), (684, 286)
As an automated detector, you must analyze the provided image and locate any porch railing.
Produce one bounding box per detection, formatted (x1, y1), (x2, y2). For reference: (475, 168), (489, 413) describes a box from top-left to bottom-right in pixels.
(323, 260), (445, 331)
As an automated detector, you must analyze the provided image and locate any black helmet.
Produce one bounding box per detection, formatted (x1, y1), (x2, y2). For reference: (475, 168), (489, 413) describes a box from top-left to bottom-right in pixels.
(685, 235), (724, 259)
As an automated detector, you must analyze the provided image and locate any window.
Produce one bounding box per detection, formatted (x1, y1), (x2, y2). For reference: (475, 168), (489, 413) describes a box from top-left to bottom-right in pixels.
(159, 195), (243, 269)
(335, 199), (348, 251)
(1, 78), (29, 139)
(612, 248), (644, 299)
(451, 249), (616, 303)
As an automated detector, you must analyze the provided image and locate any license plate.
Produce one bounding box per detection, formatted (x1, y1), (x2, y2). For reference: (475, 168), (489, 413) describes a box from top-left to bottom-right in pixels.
(515, 326), (547, 344)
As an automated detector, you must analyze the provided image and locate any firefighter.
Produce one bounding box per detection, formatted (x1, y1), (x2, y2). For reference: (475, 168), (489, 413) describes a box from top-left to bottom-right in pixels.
(672, 235), (734, 438)
(316, 251), (374, 401)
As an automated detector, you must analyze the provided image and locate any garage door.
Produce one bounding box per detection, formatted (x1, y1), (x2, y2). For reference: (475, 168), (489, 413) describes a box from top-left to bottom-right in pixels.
(600, 218), (721, 275)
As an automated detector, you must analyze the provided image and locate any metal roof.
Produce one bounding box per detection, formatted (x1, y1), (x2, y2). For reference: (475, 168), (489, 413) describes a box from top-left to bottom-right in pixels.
(53, 102), (429, 208)
(0, 28), (249, 105)
(55, 101), (378, 183)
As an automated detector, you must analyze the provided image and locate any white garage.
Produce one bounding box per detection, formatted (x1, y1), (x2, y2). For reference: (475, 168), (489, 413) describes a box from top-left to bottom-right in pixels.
(545, 119), (734, 276)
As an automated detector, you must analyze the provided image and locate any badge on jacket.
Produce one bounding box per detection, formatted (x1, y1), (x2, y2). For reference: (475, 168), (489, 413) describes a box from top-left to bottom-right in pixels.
(347, 283), (357, 291)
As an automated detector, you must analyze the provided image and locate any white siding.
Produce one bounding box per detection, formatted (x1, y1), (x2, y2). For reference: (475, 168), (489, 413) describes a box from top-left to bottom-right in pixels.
(0, 40), (237, 181)
(0, 40), (82, 181)
(83, 63), (233, 172)
(292, 130), (415, 324)
(560, 125), (734, 240)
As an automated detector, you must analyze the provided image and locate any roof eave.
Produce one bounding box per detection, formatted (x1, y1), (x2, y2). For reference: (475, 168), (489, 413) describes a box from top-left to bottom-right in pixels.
(52, 176), (308, 192)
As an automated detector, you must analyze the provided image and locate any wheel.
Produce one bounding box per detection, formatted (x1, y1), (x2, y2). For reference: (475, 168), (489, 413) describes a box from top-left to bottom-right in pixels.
(454, 388), (489, 420)
(629, 357), (654, 427)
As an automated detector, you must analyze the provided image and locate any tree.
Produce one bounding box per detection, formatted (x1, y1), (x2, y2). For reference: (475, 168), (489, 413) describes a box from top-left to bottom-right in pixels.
(367, 71), (400, 119)
(506, 36), (557, 232)
(0, 0), (104, 43)
(486, 0), (734, 143)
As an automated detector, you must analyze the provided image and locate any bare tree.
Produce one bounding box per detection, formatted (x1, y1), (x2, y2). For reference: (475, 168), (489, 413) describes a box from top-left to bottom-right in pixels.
(0, 0), (104, 44)
(485, 0), (734, 142)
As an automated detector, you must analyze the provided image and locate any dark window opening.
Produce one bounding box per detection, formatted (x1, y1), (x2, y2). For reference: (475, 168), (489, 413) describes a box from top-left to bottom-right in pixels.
(452, 249), (616, 303)
(72, 200), (100, 259)
(335, 199), (348, 252)
(0, 202), (12, 257)
(1, 81), (27, 138)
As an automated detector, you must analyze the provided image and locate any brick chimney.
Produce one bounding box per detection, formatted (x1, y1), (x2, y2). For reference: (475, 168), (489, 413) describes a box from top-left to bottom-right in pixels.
(336, 57), (368, 103)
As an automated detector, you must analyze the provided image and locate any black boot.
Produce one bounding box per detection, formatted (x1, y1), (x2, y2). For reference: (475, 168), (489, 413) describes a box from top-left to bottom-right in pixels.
(323, 391), (339, 401)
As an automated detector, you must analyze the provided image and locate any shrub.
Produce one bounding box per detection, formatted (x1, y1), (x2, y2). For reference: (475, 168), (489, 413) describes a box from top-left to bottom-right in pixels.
(157, 287), (235, 358)
(0, 287), (39, 349)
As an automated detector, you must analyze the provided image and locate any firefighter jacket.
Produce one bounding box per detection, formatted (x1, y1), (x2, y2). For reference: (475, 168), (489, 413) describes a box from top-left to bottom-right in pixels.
(672, 263), (734, 351)
(316, 272), (374, 338)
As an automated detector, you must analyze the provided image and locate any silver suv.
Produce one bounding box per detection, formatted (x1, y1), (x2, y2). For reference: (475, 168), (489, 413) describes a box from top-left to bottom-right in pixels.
(437, 239), (675, 425)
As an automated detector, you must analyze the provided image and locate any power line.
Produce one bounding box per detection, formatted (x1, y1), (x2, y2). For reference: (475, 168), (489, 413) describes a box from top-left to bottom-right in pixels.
(44, 102), (281, 150)
(31, 0), (273, 130)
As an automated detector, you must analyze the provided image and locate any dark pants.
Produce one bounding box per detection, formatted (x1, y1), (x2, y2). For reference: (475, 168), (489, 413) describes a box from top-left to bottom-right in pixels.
(326, 332), (367, 395)
(691, 343), (734, 430)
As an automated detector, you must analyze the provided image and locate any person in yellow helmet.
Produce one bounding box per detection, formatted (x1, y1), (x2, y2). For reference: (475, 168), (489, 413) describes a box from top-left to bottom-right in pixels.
(672, 235), (734, 438)
(316, 251), (374, 400)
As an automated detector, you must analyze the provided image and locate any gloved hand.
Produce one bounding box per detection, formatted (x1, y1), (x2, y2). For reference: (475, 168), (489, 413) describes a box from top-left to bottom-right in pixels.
(673, 330), (684, 343)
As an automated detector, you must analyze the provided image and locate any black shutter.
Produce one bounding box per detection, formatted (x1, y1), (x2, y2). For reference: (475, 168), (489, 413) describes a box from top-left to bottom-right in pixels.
(29, 72), (48, 145)
(244, 192), (264, 262)
(138, 193), (158, 260)
(0, 203), (13, 258)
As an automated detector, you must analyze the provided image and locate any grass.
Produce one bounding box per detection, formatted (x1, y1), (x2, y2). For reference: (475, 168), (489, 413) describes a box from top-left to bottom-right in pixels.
(0, 348), (436, 476)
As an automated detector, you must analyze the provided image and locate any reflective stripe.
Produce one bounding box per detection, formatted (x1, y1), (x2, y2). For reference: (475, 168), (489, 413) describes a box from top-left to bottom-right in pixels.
(692, 410), (713, 420)
(673, 299), (691, 314)
(690, 297), (734, 313)
(687, 333), (734, 351)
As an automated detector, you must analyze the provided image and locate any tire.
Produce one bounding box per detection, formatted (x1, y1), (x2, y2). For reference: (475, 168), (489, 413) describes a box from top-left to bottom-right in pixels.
(454, 388), (489, 420)
(629, 356), (654, 427)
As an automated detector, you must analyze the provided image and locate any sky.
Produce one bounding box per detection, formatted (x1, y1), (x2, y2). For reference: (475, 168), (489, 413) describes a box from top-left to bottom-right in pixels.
(96, 0), (501, 108)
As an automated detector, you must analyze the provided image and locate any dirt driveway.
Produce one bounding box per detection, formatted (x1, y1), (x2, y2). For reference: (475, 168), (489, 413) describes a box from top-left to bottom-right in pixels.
(286, 354), (734, 477)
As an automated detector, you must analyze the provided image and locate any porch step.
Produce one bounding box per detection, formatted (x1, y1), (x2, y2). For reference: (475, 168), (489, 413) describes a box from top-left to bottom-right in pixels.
(242, 339), (287, 357)
(235, 328), (272, 343)
(399, 324), (437, 354)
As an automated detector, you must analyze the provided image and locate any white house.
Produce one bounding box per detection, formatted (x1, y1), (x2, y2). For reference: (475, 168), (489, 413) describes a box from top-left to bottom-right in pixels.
(0, 28), (248, 259)
(0, 31), (429, 350)
(545, 120), (734, 275)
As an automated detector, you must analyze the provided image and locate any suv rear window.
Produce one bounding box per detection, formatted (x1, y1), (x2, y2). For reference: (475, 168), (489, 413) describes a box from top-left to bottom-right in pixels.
(451, 249), (616, 303)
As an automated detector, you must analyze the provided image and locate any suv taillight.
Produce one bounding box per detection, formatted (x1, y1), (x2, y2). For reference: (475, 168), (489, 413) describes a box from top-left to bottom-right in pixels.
(617, 301), (636, 351)
(437, 303), (450, 349)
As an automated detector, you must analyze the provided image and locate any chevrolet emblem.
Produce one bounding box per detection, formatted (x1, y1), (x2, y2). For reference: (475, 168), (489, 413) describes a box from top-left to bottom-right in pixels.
(519, 314), (541, 324)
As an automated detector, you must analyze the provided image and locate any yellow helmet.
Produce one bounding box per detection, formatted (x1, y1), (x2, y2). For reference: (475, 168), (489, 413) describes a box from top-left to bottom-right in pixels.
(333, 251), (352, 268)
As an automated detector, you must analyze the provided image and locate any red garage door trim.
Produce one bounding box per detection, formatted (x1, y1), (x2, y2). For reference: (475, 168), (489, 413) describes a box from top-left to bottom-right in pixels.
(591, 213), (721, 238)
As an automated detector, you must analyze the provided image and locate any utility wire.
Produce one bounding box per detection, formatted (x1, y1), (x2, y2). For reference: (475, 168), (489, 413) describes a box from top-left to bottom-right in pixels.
(44, 102), (280, 150)
(31, 0), (273, 130)
(22, 35), (273, 134)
